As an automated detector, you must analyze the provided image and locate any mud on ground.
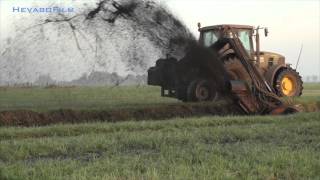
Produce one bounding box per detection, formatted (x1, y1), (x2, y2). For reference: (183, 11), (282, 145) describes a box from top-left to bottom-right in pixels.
(0, 102), (243, 127)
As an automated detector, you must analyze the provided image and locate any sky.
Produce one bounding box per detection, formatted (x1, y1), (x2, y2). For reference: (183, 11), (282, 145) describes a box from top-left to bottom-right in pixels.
(164, 0), (320, 78)
(0, 0), (319, 78)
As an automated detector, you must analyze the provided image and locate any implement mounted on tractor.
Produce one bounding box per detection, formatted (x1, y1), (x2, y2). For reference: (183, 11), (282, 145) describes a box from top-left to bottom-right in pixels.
(148, 24), (302, 115)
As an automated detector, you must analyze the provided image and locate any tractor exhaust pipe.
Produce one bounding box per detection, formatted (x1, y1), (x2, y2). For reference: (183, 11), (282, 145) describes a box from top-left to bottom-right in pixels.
(255, 26), (260, 66)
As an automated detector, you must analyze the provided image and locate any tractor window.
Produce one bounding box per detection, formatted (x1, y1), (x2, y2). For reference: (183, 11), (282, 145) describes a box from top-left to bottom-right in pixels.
(238, 30), (251, 53)
(203, 31), (218, 47)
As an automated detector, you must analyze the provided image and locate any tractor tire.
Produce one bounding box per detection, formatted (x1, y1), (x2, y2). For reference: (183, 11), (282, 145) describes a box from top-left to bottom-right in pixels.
(274, 67), (303, 97)
(186, 80), (198, 102)
(187, 79), (219, 102)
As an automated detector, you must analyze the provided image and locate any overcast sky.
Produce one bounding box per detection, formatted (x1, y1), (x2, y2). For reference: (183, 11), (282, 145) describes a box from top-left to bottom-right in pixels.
(1, 0), (319, 77)
(164, 0), (320, 78)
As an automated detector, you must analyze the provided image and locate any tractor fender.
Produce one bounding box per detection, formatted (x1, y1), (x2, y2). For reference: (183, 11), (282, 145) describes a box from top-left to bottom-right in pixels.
(264, 64), (287, 88)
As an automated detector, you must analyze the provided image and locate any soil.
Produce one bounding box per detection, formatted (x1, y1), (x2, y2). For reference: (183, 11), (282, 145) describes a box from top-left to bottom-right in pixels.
(0, 102), (243, 127)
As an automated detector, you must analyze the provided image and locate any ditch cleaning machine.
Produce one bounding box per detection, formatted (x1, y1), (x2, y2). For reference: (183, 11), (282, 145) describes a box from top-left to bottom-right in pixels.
(148, 24), (303, 115)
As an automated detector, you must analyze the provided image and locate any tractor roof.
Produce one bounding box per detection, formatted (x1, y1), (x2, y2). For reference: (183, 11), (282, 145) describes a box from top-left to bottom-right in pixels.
(199, 24), (254, 31)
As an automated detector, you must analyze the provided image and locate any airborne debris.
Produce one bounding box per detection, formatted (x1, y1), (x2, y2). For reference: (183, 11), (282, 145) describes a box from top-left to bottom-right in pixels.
(0, 0), (195, 85)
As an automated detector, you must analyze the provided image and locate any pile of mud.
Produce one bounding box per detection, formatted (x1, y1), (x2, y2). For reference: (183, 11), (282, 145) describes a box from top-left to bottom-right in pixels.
(0, 102), (243, 127)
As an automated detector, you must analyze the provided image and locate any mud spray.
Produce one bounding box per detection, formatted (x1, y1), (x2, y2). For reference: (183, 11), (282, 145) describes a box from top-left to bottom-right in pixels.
(0, 0), (195, 85)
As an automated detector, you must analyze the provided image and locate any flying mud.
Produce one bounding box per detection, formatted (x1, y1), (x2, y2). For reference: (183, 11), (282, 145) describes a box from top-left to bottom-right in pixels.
(0, 0), (195, 85)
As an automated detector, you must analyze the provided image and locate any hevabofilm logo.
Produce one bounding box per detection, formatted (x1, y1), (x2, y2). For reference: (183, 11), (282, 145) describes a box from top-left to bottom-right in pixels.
(12, 6), (74, 13)
(8, 0), (75, 14)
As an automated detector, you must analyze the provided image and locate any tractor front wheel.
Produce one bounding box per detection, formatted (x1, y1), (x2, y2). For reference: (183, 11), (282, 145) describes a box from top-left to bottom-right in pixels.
(275, 68), (303, 97)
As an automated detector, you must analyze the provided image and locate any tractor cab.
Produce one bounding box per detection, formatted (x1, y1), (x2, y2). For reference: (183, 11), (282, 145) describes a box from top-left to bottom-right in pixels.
(198, 24), (285, 71)
(198, 24), (255, 58)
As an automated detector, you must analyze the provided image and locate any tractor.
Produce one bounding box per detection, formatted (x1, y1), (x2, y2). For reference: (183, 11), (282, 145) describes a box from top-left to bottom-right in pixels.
(147, 24), (302, 114)
(198, 24), (303, 97)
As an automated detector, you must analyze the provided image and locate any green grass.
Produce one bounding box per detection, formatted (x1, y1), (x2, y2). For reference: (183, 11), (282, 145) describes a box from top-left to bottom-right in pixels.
(295, 83), (320, 103)
(0, 83), (319, 112)
(0, 83), (320, 179)
(302, 83), (320, 91)
(0, 86), (178, 111)
(0, 113), (320, 179)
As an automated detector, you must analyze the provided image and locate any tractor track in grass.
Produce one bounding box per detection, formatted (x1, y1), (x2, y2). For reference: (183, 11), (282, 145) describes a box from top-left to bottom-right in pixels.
(0, 102), (243, 127)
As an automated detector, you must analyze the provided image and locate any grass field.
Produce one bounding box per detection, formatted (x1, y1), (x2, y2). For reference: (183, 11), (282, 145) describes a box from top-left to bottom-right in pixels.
(0, 86), (178, 112)
(0, 83), (320, 179)
(0, 83), (319, 112)
(0, 113), (320, 179)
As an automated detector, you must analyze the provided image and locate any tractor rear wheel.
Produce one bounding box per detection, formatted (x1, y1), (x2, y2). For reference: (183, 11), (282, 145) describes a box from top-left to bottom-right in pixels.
(187, 79), (219, 102)
(274, 68), (303, 97)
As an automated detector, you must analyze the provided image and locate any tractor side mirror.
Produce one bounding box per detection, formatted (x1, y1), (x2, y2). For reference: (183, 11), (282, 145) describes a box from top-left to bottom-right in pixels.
(197, 22), (201, 31)
(264, 28), (269, 37)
